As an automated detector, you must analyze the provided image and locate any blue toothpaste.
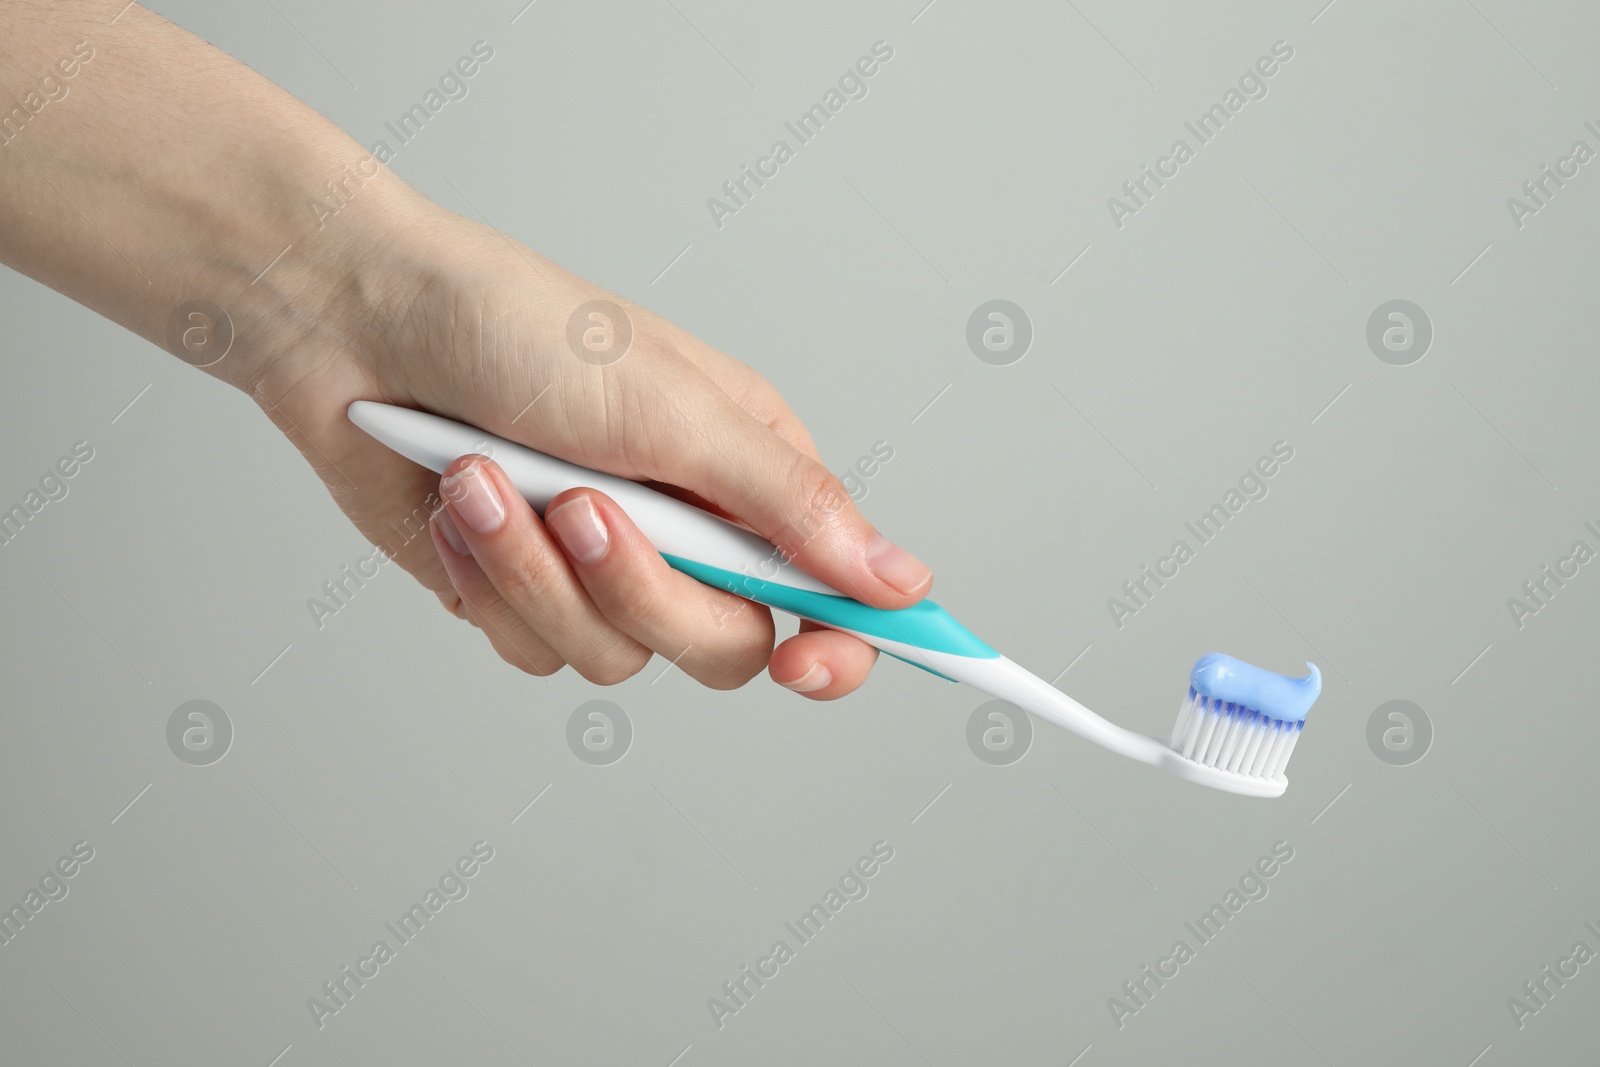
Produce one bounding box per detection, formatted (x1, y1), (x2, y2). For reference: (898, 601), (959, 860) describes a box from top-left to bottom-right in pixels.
(1190, 653), (1321, 722)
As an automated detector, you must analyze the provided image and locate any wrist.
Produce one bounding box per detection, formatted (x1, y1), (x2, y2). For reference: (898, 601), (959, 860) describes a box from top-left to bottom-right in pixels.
(0, 2), (453, 408)
(205, 166), (440, 403)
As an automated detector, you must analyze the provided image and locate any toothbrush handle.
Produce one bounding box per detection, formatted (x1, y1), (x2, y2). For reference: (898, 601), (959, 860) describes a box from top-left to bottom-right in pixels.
(347, 401), (997, 673)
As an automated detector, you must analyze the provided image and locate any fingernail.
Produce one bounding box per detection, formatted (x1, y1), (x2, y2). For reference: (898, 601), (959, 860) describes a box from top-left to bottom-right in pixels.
(867, 535), (932, 596)
(546, 496), (609, 564)
(433, 505), (470, 557)
(780, 662), (832, 693)
(442, 462), (506, 535)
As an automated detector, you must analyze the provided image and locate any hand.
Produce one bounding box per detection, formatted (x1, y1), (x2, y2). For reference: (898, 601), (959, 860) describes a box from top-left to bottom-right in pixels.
(253, 198), (935, 697)
(0, 2), (931, 698)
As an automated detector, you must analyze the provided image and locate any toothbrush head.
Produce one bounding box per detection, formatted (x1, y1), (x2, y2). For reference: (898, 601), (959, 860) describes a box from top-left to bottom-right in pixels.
(1164, 654), (1322, 798)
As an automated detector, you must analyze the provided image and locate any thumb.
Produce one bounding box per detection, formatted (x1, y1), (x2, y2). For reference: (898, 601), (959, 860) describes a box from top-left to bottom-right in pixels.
(657, 399), (933, 610)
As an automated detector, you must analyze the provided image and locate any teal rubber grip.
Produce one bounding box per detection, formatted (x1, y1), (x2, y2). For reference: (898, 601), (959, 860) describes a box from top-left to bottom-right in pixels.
(662, 554), (999, 677)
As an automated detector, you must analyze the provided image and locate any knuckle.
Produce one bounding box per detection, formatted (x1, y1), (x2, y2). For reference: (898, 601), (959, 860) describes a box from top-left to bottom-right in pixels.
(583, 664), (633, 686)
(691, 627), (772, 690)
(458, 594), (563, 677)
(696, 651), (766, 691)
(515, 651), (565, 678)
(436, 589), (469, 620)
(779, 455), (852, 556)
(706, 591), (751, 630)
(770, 413), (815, 456)
(460, 587), (518, 634)
(495, 543), (569, 604)
(493, 634), (558, 676)
(458, 598), (489, 631)
(575, 637), (651, 686)
(469, 608), (562, 677)
(601, 579), (670, 635)
(744, 389), (814, 455)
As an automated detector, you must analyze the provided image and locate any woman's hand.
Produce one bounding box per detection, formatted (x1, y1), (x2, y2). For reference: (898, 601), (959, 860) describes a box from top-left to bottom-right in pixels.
(252, 198), (933, 697)
(0, 2), (931, 697)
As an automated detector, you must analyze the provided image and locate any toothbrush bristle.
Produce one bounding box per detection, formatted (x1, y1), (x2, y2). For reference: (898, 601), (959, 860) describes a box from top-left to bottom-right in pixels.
(1168, 687), (1303, 781)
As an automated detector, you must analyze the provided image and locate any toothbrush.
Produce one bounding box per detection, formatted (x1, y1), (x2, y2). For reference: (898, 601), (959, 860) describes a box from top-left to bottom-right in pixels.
(348, 401), (1321, 798)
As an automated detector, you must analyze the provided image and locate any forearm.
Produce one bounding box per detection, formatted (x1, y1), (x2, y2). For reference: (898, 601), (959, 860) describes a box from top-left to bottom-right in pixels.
(0, 0), (428, 394)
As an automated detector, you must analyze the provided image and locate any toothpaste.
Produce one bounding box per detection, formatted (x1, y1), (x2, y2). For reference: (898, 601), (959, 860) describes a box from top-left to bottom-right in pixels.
(1190, 653), (1321, 722)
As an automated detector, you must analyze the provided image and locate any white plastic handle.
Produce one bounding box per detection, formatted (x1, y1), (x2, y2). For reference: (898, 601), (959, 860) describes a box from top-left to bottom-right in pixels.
(347, 401), (837, 595)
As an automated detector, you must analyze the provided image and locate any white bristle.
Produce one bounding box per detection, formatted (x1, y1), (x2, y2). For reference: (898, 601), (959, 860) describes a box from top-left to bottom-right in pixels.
(1273, 728), (1302, 777)
(1168, 688), (1305, 782)
(1198, 711), (1224, 763)
(1216, 707), (1249, 769)
(1191, 700), (1223, 760)
(1226, 712), (1260, 773)
(1236, 718), (1270, 774)
(1171, 697), (1196, 751)
(1248, 725), (1281, 777)
(1177, 695), (1205, 759)
(1261, 724), (1293, 777)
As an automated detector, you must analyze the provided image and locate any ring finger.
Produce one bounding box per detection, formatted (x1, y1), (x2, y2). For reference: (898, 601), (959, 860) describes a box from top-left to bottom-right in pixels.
(437, 456), (653, 685)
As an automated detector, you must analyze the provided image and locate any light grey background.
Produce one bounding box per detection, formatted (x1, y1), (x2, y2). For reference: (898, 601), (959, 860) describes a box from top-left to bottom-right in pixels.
(3, 1), (1597, 1064)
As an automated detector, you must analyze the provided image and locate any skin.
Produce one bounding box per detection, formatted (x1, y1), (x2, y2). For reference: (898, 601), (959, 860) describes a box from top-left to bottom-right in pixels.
(0, 1), (934, 698)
